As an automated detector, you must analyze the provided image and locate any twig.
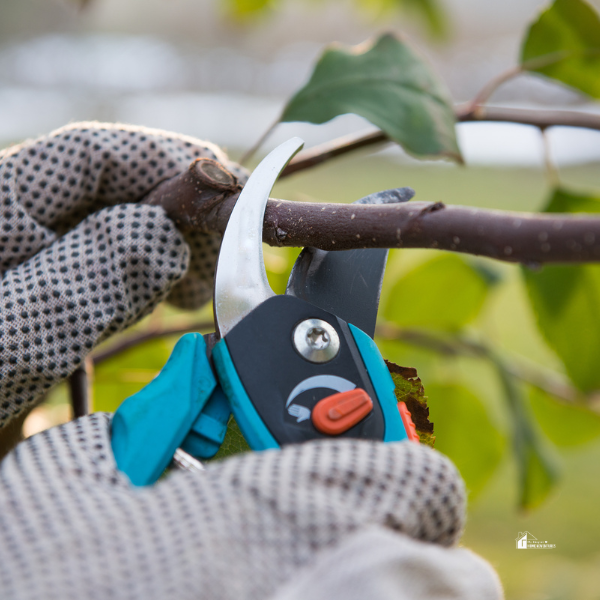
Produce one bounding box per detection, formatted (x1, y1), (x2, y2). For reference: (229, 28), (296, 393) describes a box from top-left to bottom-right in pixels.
(455, 104), (600, 132)
(281, 131), (391, 177)
(69, 361), (92, 418)
(278, 106), (600, 177)
(89, 317), (584, 409)
(91, 322), (214, 365)
(377, 324), (582, 406)
(542, 130), (560, 188)
(462, 66), (523, 115)
(240, 120), (279, 166)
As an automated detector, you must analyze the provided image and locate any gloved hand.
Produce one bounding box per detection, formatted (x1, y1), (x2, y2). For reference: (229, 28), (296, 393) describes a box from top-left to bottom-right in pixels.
(0, 413), (503, 600)
(0, 122), (503, 600)
(0, 122), (246, 428)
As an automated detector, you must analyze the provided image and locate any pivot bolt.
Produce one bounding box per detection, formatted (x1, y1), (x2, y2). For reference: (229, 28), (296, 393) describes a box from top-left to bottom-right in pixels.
(293, 318), (340, 363)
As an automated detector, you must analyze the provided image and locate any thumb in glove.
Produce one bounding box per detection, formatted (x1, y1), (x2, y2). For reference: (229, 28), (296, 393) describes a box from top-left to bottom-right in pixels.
(0, 122), (245, 427)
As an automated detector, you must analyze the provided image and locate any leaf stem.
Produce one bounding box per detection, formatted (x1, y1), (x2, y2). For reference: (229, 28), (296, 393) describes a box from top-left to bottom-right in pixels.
(239, 119), (279, 166)
(542, 130), (560, 188)
(463, 65), (523, 115)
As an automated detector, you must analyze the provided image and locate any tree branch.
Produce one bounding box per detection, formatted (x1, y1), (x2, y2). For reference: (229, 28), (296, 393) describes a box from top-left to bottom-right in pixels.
(455, 104), (600, 132)
(90, 318), (585, 409)
(376, 323), (584, 406)
(91, 322), (214, 365)
(69, 360), (92, 418)
(279, 106), (600, 177)
(142, 155), (600, 265)
(281, 131), (391, 177)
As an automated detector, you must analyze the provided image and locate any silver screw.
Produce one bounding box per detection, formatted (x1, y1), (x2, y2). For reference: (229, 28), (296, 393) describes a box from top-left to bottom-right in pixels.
(293, 318), (340, 363)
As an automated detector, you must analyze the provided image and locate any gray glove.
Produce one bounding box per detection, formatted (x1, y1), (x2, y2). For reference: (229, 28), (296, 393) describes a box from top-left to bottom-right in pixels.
(0, 414), (503, 600)
(0, 122), (503, 600)
(0, 122), (246, 428)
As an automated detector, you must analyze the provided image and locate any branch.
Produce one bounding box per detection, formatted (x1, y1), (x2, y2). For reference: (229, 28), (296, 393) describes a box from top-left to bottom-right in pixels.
(281, 131), (391, 177)
(456, 104), (600, 132)
(68, 361), (92, 418)
(377, 323), (583, 406)
(142, 157), (600, 265)
(462, 66), (523, 112)
(91, 322), (214, 365)
(90, 317), (584, 409)
(280, 106), (600, 177)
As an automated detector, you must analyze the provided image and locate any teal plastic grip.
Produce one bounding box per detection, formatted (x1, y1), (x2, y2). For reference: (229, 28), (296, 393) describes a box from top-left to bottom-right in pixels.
(212, 338), (279, 452)
(348, 323), (408, 443)
(181, 386), (231, 459)
(111, 333), (217, 486)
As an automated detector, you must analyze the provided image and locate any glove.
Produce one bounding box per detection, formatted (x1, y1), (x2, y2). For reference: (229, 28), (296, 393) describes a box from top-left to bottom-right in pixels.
(0, 413), (503, 600)
(0, 122), (246, 428)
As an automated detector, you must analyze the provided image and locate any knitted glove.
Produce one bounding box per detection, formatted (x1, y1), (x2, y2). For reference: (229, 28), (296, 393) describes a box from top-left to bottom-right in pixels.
(0, 122), (245, 427)
(0, 413), (502, 600)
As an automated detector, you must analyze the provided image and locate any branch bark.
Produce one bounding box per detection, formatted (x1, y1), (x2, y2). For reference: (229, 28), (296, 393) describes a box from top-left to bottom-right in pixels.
(142, 156), (600, 265)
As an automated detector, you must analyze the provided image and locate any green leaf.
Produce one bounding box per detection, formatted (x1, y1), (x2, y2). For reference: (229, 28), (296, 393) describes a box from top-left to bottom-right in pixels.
(496, 362), (559, 509)
(383, 254), (490, 331)
(355, 0), (448, 38)
(544, 187), (600, 214)
(521, 0), (600, 98)
(523, 265), (600, 393)
(211, 417), (251, 460)
(280, 33), (461, 161)
(426, 383), (505, 498)
(528, 387), (600, 447)
(92, 338), (173, 413)
(522, 187), (600, 393)
(386, 360), (435, 447)
(224, 0), (273, 18)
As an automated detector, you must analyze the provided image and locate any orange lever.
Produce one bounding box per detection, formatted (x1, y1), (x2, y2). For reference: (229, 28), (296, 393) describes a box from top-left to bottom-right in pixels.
(312, 389), (373, 436)
(398, 402), (420, 443)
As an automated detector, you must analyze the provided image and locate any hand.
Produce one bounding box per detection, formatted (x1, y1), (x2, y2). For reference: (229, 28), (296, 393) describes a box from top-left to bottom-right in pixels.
(0, 414), (502, 600)
(0, 122), (245, 428)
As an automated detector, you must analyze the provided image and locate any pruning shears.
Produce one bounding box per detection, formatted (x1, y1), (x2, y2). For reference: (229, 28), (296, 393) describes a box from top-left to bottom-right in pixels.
(111, 138), (419, 486)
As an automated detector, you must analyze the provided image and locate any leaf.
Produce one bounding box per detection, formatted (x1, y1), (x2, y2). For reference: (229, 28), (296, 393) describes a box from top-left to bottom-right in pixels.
(496, 361), (559, 509)
(544, 187), (600, 214)
(521, 0), (600, 98)
(223, 0), (273, 18)
(522, 187), (600, 393)
(386, 360), (435, 447)
(355, 0), (448, 38)
(211, 417), (251, 461)
(425, 383), (505, 498)
(528, 387), (600, 447)
(280, 33), (461, 161)
(523, 265), (600, 393)
(92, 338), (173, 413)
(383, 254), (490, 331)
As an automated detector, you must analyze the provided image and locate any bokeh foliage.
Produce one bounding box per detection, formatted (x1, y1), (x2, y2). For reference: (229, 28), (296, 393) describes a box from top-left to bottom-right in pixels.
(51, 0), (600, 513)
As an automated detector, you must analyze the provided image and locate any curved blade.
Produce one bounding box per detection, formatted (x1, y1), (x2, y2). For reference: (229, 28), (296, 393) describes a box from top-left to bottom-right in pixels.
(215, 138), (304, 337)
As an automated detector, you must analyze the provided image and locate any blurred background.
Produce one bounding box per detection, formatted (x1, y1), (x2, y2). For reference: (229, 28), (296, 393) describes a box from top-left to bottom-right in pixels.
(2, 1), (600, 599)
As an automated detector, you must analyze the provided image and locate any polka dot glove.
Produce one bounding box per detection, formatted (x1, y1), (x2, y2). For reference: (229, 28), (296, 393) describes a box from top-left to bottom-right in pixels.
(0, 122), (246, 427)
(0, 413), (502, 600)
